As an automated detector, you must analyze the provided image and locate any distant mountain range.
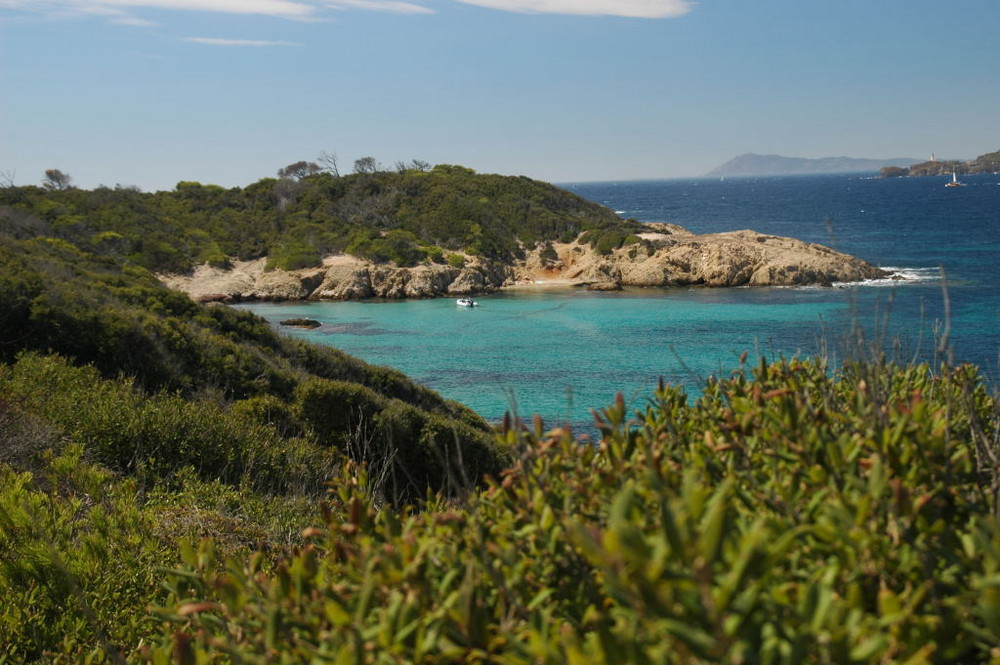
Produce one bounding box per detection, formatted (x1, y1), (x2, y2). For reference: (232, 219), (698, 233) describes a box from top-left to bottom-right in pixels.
(706, 153), (921, 177)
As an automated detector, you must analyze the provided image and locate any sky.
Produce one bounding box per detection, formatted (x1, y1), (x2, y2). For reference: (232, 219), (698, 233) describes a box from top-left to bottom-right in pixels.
(2, 0), (998, 191)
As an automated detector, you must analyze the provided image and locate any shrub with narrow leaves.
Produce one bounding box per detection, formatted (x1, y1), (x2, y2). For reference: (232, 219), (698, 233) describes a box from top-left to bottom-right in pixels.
(141, 358), (999, 664)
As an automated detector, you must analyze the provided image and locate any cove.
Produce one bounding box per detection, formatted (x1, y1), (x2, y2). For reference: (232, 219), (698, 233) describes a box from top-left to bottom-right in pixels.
(235, 281), (948, 430)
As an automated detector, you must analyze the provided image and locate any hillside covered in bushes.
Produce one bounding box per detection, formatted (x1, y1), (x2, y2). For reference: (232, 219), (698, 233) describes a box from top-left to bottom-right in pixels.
(1, 163), (637, 274)
(0, 233), (508, 498)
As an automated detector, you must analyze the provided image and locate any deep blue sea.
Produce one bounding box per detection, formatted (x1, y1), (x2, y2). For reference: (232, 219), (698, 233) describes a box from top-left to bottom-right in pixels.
(239, 173), (1000, 429)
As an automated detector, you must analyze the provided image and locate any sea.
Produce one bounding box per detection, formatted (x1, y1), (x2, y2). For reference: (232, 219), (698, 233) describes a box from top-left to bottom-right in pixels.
(237, 173), (1000, 430)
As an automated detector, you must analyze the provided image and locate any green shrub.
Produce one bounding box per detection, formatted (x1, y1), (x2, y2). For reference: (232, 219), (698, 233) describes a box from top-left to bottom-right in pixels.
(424, 245), (446, 264)
(373, 399), (427, 446)
(196, 243), (230, 269)
(141, 358), (999, 665)
(593, 228), (627, 254)
(0, 451), (173, 663)
(539, 240), (559, 264)
(292, 376), (505, 501)
(231, 394), (302, 438)
(0, 353), (337, 494)
(349, 229), (427, 266)
(265, 240), (321, 270)
(293, 377), (387, 446)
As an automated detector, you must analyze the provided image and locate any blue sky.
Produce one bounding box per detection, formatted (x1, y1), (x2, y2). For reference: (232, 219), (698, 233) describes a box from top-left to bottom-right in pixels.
(2, 0), (998, 191)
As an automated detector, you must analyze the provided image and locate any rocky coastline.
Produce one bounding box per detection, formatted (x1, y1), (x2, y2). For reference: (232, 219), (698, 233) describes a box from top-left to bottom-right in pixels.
(159, 224), (888, 303)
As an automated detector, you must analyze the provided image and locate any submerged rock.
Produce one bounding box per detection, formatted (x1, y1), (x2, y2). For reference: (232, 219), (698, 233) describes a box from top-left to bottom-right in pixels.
(279, 318), (322, 329)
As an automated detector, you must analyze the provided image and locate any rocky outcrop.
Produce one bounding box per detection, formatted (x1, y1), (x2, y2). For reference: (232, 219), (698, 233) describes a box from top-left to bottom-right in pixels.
(280, 318), (322, 328)
(530, 224), (885, 289)
(306, 262), (518, 300)
(159, 224), (887, 302)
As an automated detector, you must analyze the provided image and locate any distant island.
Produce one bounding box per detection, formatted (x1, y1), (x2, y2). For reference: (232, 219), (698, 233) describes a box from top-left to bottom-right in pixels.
(707, 153), (919, 177)
(879, 148), (1000, 178)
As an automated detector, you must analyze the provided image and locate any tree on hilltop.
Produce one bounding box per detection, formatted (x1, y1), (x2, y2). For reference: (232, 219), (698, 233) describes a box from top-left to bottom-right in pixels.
(395, 159), (431, 173)
(353, 156), (379, 174)
(42, 169), (72, 191)
(277, 161), (322, 181)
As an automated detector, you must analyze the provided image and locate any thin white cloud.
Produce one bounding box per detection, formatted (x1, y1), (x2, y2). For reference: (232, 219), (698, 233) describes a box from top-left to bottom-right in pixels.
(110, 14), (157, 25)
(184, 36), (304, 45)
(0, 0), (433, 20)
(323, 0), (433, 13)
(452, 0), (693, 18)
(99, 0), (318, 18)
(1, 0), (690, 23)
(65, 3), (160, 24)
(0, 0), (319, 21)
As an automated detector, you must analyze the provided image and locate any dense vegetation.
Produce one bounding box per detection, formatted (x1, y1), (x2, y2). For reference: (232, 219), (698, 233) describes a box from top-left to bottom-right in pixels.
(2, 169), (999, 663)
(0, 163), (637, 275)
(3, 352), (998, 663)
(0, 233), (508, 500)
(879, 148), (1000, 178)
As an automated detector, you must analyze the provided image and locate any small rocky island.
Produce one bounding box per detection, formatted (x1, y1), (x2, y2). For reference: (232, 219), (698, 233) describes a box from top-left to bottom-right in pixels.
(160, 222), (886, 302)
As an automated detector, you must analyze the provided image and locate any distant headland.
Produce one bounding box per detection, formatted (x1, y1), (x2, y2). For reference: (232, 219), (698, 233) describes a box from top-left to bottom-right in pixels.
(706, 153), (919, 177)
(878, 149), (1000, 178)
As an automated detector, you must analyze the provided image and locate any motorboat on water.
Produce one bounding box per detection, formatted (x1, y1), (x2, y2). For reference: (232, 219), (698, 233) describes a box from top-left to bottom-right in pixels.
(456, 298), (478, 307)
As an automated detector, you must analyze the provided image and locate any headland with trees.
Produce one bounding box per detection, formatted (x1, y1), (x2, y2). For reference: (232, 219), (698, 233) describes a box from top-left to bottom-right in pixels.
(879, 148), (1000, 178)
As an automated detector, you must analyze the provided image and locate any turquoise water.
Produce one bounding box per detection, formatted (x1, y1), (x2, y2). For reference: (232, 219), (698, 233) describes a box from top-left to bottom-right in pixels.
(238, 174), (1000, 428)
(238, 283), (949, 429)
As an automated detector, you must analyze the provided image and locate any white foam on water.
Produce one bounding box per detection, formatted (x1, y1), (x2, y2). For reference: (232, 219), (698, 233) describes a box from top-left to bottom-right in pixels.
(835, 266), (942, 288)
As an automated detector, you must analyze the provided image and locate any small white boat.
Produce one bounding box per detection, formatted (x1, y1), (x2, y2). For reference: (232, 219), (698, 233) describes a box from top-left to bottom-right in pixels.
(456, 298), (478, 307)
(945, 170), (965, 187)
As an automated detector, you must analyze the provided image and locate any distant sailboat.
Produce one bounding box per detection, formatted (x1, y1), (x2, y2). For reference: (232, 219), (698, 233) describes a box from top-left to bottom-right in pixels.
(945, 170), (965, 187)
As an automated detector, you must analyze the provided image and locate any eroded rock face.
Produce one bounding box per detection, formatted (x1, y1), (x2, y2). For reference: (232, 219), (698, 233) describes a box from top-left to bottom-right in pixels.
(247, 268), (322, 300)
(159, 225), (887, 302)
(550, 228), (884, 290)
(310, 265), (374, 300)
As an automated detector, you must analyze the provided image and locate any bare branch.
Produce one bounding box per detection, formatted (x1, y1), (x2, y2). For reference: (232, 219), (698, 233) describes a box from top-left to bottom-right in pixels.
(317, 150), (340, 177)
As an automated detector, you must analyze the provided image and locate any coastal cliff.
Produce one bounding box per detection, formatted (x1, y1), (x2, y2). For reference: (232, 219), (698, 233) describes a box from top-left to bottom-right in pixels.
(159, 223), (886, 301)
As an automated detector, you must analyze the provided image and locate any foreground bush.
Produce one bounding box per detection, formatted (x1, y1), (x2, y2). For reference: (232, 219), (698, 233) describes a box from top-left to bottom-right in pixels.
(0, 448), (324, 663)
(141, 358), (999, 664)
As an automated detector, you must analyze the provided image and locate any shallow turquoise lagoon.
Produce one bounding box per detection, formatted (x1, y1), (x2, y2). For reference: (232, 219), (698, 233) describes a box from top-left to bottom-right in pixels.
(237, 284), (933, 429)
